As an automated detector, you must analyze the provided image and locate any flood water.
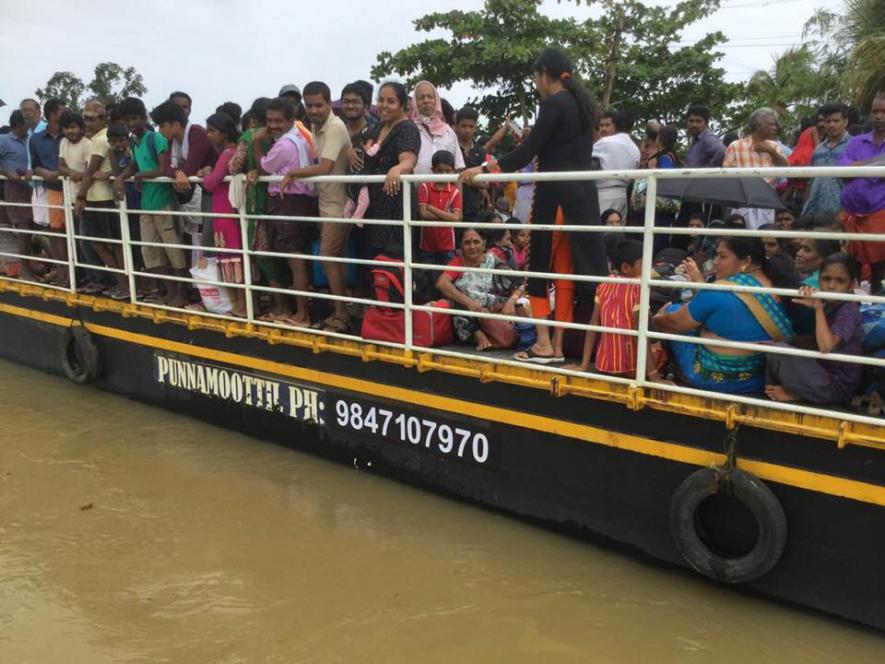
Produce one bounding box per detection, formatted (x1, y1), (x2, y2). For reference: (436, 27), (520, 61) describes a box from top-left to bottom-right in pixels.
(1, 357), (882, 663)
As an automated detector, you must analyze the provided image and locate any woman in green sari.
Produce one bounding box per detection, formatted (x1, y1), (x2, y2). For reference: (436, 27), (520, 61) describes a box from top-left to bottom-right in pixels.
(228, 97), (291, 317)
(653, 236), (798, 395)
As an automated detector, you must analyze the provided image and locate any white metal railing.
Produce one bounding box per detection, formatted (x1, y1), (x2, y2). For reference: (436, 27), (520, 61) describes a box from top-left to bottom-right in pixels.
(2, 165), (884, 431)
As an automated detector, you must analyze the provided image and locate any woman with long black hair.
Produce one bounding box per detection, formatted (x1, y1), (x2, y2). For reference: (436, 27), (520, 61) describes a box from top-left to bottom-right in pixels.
(460, 48), (607, 363)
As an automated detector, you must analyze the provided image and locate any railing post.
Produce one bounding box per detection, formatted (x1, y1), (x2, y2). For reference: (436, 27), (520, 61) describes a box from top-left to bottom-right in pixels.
(238, 198), (254, 323)
(117, 196), (137, 304)
(61, 178), (77, 292)
(634, 174), (657, 387)
(402, 182), (413, 350)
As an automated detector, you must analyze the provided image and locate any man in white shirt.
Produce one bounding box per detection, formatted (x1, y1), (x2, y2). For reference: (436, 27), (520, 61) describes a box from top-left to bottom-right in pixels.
(592, 110), (640, 219)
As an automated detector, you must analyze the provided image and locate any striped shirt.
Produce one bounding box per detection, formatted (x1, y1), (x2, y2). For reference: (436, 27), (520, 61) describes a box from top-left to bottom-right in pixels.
(595, 276), (640, 375)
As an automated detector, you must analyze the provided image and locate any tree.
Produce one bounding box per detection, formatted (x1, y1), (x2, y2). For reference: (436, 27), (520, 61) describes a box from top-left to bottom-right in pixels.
(732, 45), (840, 131)
(35, 71), (86, 112)
(371, 0), (737, 128)
(87, 62), (147, 108)
(35, 62), (147, 112)
(804, 0), (885, 111)
(578, 0), (740, 126)
(373, 0), (576, 125)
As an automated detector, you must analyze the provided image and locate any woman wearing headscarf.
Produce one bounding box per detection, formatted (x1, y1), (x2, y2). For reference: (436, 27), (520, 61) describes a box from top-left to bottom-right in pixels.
(411, 81), (465, 175)
(460, 48), (608, 364)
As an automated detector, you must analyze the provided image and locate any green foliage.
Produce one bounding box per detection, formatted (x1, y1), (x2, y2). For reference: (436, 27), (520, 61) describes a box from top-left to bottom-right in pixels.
(35, 71), (86, 113)
(87, 62), (147, 108)
(732, 0), (885, 130)
(35, 62), (147, 112)
(372, 0), (735, 128)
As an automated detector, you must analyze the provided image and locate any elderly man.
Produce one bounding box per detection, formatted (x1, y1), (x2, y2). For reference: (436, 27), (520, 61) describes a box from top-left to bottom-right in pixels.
(838, 93), (885, 294)
(0, 110), (35, 275)
(723, 107), (788, 229)
(76, 100), (129, 299)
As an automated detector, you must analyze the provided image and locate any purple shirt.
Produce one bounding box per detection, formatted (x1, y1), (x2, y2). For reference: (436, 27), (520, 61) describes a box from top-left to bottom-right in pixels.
(837, 132), (885, 214)
(820, 301), (863, 401)
(260, 128), (316, 197)
(684, 129), (725, 168)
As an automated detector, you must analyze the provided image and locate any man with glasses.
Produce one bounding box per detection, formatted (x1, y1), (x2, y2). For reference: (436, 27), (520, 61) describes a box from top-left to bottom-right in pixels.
(340, 82), (377, 143)
(75, 100), (129, 299)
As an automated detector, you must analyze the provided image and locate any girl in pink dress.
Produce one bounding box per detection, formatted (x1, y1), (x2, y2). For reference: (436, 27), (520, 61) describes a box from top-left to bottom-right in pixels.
(202, 112), (246, 317)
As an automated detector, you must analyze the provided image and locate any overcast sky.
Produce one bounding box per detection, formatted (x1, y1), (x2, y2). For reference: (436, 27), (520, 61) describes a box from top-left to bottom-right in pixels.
(1, 0), (842, 122)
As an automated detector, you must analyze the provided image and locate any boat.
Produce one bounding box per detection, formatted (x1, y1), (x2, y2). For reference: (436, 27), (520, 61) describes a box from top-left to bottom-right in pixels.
(1, 166), (883, 631)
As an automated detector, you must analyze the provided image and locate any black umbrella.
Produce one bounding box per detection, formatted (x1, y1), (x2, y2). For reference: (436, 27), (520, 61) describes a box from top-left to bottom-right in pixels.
(655, 176), (787, 210)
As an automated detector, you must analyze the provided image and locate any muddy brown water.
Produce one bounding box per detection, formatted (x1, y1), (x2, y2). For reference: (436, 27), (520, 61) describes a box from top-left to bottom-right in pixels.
(0, 358), (882, 663)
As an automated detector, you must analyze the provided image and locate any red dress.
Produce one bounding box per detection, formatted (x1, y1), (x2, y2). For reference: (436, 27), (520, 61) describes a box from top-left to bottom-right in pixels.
(594, 275), (640, 375)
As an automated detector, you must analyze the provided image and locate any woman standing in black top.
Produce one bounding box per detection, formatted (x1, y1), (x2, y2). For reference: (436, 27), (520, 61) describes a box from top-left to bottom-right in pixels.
(461, 48), (606, 363)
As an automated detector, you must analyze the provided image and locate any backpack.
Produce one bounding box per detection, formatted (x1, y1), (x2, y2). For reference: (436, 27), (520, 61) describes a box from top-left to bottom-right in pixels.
(361, 254), (453, 348)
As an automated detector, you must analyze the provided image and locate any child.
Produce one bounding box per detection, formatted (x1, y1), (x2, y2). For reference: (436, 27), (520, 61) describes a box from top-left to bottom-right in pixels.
(494, 195), (511, 222)
(343, 141), (379, 222)
(199, 112), (247, 317)
(417, 149), (462, 265)
(107, 121), (149, 285)
(510, 221), (529, 271)
(765, 253), (863, 404)
(569, 240), (659, 378)
(55, 111), (92, 286)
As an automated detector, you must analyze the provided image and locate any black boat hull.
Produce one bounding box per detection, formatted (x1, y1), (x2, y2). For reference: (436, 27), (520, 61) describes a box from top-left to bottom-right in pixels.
(1, 289), (883, 631)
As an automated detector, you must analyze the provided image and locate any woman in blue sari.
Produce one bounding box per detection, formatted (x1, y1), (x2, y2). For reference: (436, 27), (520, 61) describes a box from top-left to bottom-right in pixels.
(653, 236), (798, 394)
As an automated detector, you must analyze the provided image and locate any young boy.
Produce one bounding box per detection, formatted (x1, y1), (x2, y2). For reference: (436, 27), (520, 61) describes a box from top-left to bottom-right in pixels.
(570, 240), (659, 378)
(417, 149), (462, 265)
(115, 98), (187, 306)
(108, 121), (146, 278)
(55, 111), (92, 285)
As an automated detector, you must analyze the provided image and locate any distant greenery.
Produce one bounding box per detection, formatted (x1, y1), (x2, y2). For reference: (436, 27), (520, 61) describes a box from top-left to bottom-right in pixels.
(373, 0), (738, 129)
(36, 62), (147, 112)
(373, 0), (882, 135)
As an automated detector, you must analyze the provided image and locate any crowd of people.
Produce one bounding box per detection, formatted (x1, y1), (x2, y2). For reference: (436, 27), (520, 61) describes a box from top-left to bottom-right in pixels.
(0, 48), (883, 412)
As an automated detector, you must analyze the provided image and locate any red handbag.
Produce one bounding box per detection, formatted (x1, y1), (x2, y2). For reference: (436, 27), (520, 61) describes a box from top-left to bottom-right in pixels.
(361, 255), (453, 347)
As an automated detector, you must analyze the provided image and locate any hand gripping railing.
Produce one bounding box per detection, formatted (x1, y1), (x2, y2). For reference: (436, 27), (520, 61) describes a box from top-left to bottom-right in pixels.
(1, 165), (884, 432)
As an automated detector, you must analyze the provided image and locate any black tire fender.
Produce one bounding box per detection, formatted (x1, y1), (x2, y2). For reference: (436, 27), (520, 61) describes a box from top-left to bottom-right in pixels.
(669, 467), (787, 584)
(60, 326), (101, 384)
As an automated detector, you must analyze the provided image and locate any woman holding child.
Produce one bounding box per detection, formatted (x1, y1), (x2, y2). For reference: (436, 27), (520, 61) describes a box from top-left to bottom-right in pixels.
(355, 82), (420, 259)
(653, 236), (798, 394)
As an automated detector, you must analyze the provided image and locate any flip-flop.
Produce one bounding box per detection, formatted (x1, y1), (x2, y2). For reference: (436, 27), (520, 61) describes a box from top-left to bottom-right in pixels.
(513, 347), (557, 365)
(279, 316), (311, 328)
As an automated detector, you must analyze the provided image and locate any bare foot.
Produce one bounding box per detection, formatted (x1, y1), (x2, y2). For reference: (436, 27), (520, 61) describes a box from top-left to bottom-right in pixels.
(475, 330), (492, 351)
(165, 296), (188, 309)
(563, 362), (589, 371)
(764, 384), (798, 402)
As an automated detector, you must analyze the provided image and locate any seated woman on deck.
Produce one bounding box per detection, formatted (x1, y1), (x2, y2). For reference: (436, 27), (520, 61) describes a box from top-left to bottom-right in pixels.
(435, 228), (526, 351)
(652, 236), (798, 395)
(765, 253), (863, 405)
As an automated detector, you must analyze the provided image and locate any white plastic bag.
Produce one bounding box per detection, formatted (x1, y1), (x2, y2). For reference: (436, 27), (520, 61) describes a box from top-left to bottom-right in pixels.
(189, 257), (233, 314)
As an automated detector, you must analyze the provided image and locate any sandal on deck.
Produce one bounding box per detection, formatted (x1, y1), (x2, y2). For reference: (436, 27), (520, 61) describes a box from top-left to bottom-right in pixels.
(318, 314), (352, 334)
(513, 347), (558, 365)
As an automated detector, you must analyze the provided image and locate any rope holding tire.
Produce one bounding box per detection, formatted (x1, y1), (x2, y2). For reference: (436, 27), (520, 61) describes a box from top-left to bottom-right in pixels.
(669, 428), (788, 584)
(60, 326), (102, 384)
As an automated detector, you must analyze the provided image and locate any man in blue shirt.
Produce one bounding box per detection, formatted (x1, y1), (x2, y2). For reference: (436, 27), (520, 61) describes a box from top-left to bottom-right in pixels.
(20, 98), (46, 172)
(802, 102), (851, 220)
(684, 104), (725, 168)
(0, 110), (35, 274)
